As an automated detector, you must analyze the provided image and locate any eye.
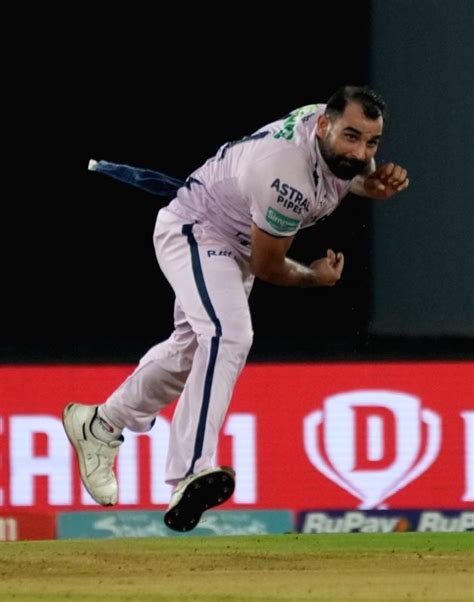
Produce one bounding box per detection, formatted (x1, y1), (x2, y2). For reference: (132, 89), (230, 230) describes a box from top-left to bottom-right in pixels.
(345, 133), (358, 141)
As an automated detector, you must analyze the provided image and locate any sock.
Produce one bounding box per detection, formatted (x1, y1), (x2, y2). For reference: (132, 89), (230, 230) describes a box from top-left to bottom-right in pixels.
(90, 406), (123, 443)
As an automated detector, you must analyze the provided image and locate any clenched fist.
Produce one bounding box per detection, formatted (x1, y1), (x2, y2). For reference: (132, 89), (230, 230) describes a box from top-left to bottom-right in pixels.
(309, 249), (345, 286)
(363, 162), (409, 200)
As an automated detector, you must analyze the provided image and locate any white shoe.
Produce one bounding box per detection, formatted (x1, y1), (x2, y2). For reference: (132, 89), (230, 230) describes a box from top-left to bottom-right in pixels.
(88, 159), (99, 171)
(62, 403), (122, 506)
(164, 466), (235, 532)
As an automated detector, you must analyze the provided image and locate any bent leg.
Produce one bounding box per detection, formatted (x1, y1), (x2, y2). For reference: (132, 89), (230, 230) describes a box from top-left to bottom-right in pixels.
(102, 300), (197, 432)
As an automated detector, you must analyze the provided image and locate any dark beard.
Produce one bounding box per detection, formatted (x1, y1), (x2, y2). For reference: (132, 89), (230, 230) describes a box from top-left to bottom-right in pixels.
(319, 139), (368, 180)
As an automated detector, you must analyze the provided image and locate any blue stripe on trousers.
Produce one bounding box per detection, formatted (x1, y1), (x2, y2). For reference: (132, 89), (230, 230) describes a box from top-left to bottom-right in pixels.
(182, 223), (222, 476)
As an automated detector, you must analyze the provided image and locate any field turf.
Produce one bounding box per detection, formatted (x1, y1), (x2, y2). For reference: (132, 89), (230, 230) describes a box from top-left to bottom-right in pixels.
(0, 532), (472, 601)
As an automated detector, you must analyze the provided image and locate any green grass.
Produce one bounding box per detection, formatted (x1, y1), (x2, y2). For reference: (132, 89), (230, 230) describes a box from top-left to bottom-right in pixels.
(0, 533), (473, 601)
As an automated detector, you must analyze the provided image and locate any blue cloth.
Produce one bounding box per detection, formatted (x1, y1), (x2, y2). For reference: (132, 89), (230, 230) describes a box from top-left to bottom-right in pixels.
(93, 160), (184, 197)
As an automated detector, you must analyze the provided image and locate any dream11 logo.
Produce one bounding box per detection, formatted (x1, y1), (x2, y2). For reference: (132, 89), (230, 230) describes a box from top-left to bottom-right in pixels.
(303, 390), (441, 508)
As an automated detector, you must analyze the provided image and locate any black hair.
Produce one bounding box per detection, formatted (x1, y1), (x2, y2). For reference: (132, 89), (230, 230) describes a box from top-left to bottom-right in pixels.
(325, 85), (387, 120)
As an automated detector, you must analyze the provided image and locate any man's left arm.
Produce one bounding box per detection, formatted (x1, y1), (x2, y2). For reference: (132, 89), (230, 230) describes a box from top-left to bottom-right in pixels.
(350, 161), (409, 200)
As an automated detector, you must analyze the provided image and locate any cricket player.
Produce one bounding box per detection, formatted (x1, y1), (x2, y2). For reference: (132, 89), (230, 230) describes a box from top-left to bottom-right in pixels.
(63, 86), (409, 531)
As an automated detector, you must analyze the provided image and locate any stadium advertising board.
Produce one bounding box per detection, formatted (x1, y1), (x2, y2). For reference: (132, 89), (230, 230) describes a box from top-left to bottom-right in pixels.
(57, 510), (293, 539)
(297, 509), (474, 533)
(0, 363), (472, 513)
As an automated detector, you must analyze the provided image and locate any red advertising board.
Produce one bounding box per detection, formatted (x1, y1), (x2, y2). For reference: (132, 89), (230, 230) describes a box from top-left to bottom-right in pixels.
(0, 363), (472, 512)
(0, 512), (56, 541)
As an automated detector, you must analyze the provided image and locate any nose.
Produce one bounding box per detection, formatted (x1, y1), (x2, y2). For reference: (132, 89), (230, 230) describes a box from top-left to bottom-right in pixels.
(349, 142), (367, 161)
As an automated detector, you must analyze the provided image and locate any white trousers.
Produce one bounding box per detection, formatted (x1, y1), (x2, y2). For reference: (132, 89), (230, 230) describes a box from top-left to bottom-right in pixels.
(103, 208), (254, 484)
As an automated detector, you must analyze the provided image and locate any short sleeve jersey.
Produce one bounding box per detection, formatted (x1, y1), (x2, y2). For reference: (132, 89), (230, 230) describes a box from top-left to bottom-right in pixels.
(167, 104), (352, 257)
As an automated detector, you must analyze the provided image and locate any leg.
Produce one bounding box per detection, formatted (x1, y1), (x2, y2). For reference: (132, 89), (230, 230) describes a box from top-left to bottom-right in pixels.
(155, 215), (253, 483)
(62, 300), (197, 506)
(155, 211), (254, 530)
(101, 300), (197, 432)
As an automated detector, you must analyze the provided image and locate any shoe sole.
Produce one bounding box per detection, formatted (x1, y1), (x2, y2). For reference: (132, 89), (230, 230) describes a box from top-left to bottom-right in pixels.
(164, 468), (235, 532)
(62, 403), (115, 507)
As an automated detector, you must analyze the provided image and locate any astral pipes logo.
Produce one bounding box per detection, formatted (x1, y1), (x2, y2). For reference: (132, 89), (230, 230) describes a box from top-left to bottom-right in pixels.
(303, 390), (441, 508)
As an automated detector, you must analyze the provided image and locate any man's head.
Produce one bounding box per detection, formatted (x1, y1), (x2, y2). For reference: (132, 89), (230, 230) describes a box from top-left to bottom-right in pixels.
(316, 86), (386, 180)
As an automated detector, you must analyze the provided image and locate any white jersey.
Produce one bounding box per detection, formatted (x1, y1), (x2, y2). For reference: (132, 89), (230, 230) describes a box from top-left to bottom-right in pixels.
(167, 104), (352, 258)
(103, 106), (357, 488)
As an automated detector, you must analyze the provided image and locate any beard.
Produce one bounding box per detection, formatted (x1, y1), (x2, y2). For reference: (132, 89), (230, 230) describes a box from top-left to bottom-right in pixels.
(318, 138), (369, 180)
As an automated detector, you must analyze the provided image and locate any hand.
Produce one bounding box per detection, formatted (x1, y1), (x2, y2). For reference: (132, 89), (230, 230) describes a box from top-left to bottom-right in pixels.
(363, 162), (409, 200)
(309, 249), (344, 286)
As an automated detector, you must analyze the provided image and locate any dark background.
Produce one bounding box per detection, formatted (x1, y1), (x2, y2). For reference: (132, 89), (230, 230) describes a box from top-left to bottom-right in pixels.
(369, 0), (474, 339)
(4, 1), (473, 363)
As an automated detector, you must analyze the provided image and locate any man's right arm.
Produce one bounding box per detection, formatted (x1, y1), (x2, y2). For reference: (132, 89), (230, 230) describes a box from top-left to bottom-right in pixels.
(250, 224), (344, 288)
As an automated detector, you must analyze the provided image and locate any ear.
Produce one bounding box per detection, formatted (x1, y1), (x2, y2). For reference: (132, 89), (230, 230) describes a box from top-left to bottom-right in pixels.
(316, 114), (329, 139)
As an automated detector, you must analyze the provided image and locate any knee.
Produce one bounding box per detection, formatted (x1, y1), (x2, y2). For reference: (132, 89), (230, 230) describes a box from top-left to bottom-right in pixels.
(220, 323), (254, 356)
